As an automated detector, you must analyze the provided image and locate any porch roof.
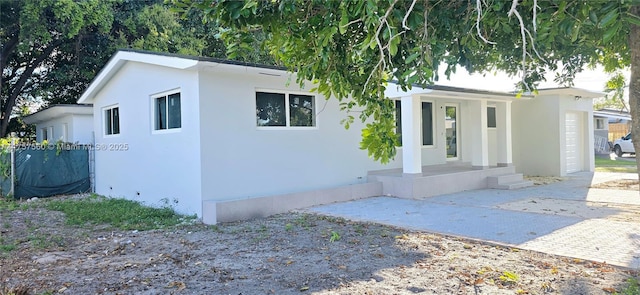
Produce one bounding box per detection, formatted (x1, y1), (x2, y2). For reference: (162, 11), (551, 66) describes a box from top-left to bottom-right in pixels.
(23, 104), (93, 124)
(384, 82), (534, 101)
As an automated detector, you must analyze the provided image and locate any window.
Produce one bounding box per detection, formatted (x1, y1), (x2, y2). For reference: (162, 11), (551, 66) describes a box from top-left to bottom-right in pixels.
(395, 100), (434, 146)
(256, 91), (315, 127)
(41, 128), (48, 141)
(154, 92), (181, 130)
(104, 106), (120, 135)
(487, 107), (497, 128)
(595, 118), (605, 130)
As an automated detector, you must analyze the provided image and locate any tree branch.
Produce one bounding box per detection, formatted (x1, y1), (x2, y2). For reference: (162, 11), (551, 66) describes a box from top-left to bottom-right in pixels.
(1, 40), (63, 137)
(476, 0), (496, 45)
(402, 0), (418, 30)
(508, 0), (531, 91)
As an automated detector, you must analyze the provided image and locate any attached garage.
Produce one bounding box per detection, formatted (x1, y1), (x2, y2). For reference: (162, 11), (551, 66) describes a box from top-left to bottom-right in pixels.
(512, 88), (600, 177)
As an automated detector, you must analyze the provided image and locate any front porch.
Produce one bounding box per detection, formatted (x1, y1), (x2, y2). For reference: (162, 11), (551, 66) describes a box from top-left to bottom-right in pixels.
(368, 162), (531, 199)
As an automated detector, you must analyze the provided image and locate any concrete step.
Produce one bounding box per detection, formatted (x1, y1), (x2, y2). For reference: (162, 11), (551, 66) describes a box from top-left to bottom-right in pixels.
(491, 180), (534, 190)
(488, 173), (534, 190)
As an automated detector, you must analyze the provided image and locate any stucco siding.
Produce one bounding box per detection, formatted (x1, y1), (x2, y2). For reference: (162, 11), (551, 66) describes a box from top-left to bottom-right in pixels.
(513, 93), (595, 176)
(35, 116), (69, 142)
(198, 69), (402, 202)
(70, 114), (94, 143)
(512, 96), (562, 176)
(91, 62), (202, 215)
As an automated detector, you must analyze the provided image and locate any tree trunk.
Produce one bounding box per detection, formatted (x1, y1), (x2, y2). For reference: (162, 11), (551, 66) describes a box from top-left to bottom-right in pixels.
(0, 40), (62, 138)
(629, 6), (640, 179)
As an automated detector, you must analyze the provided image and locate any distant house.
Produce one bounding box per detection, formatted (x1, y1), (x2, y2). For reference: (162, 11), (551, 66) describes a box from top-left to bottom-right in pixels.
(593, 108), (631, 144)
(75, 49), (597, 224)
(22, 104), (93, 143)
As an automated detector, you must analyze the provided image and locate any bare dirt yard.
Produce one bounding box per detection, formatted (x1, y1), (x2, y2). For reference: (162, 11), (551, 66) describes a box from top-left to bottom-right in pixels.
(1, 180), (639, 295)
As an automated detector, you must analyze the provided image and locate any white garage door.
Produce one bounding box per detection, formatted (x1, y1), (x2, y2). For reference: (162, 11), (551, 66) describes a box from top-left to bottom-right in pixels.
(565, 112), (582, 173)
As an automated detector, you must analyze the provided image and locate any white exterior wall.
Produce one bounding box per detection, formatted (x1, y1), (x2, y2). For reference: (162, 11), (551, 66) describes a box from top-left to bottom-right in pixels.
(35, 116), (66, 142)
(91, 62), (202, 215)
(34, 114), (91, 143)
(71, 114), (94, 143)
(512, 94), (594, 176)
(197, 68), (402, 202)
(512, 96), (562, 176)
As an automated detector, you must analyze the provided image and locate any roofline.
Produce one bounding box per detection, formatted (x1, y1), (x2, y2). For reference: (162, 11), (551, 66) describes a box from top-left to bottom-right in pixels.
(78, 49), (290, 104)
(385, 80), (531, 99)
(23, 104), (93, 124)
(593, 110), (632, 121)
(535, 87), (604, 99)
(117, 48), (287, 71)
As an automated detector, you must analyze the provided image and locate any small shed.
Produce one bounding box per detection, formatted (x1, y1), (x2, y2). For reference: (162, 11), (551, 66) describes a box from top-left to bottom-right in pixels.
(512, 88), (602, 176)
(23, 104), (93, 143)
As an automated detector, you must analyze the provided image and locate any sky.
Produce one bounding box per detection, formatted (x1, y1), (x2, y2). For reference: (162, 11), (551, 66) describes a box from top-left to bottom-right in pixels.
(436, 65), (630, 99)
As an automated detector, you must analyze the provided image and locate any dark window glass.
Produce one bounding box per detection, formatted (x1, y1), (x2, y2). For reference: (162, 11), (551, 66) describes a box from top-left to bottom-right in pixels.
(155, 93), (181, 130)
(105, 107), (120, 135)
(256, 92), (286, 126)
(155, 96), (166, 130)
(112, 107), (120, 134)
(289, 94), (314, 126)
(487, 107), (497, 128)
(168, 93), (181, 129)
(422, 102), (433, 145)
(395, 100), (402, 145)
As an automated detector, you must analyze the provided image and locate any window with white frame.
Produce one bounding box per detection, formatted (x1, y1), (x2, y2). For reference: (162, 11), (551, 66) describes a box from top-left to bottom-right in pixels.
(395, 100), (434, 146)
(154, 92), (181, 130)
(104, 106), (120, 135)
(41, 128), (49, 140)
(595, 118), (606, 130)
(256, 91), (315, 127)
(487, 106), (497, 128)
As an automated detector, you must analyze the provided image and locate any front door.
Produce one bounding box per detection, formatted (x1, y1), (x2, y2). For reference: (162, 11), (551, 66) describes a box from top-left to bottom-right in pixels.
(445, 105), (458, 159)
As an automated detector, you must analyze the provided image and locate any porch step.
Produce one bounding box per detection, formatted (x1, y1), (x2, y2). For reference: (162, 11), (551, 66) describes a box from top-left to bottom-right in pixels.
(487, 174), (534, 190)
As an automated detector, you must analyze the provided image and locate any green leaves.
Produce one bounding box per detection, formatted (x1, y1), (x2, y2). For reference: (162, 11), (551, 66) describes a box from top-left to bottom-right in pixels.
(178, 0), (638, 164)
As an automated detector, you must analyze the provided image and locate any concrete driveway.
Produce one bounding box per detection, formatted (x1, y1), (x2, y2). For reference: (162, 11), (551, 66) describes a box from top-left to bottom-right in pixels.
(308, 172), (640, 268)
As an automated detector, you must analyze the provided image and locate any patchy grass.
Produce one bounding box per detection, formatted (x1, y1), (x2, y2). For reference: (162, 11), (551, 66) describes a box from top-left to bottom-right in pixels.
(0, 197), (29, 212)
(595, 157), (637, 173)
(615, 277), (640, 295)
(0, 238), (16, 254)
(45, 195), (196, 231)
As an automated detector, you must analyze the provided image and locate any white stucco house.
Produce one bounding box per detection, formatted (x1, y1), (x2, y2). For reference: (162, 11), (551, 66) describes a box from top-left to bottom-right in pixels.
(22, 104), (93, 143)
(77, 49), (597, 224)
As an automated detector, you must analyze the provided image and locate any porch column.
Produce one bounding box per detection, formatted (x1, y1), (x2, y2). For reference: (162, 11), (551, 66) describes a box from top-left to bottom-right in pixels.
(401, 95), (422, 174)
(496, 101), (513, 166)
(469, 100), (489, 168)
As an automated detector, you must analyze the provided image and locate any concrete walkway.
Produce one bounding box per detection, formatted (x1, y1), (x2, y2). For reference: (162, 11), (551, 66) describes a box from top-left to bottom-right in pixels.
(308, 172), (640, 268)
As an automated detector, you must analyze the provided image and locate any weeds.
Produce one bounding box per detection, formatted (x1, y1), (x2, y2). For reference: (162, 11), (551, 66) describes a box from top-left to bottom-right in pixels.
(329, 231), (341, 242)
(292, 214), (314, 229)
(0, 238), (16, 253)
(499, 271), (520, 285)
(27, 234), (66, 249)
(46, 195), (196, 231)
(615, 277), (640, 295)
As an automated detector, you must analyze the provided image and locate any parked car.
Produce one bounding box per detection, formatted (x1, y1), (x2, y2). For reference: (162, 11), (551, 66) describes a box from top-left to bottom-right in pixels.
(613, 133), (635, 157)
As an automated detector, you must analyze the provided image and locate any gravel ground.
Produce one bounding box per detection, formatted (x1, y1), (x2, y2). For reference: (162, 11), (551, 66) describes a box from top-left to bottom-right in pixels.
(0, 186), (638, 295)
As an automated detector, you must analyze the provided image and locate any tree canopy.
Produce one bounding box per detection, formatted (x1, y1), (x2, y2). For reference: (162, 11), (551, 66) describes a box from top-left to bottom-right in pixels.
(1, 0), (249, 139)
(175, 0), (640, 168)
